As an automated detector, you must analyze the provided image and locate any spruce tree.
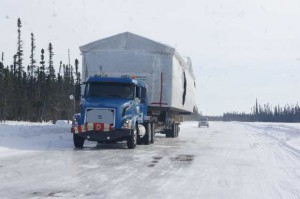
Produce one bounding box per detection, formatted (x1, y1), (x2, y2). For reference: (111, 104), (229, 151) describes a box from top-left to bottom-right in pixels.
(39, 49), (45, 77)
(29, 33), (36, 79)
(47, 43), (55, 80)
(16, 18), (23, 80)
(13, 54), (17, 77)
(0, 61), (4, 122)
(75, 59), (80, 84)
(46, 43), (57, 122)
(37, 48), (46, 121)
(74, 59), (81, 103)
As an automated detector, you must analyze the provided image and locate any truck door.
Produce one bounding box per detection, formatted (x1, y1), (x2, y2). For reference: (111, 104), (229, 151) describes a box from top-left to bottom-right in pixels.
(139, 86), (148, 120)
(135, 86), (147, 122)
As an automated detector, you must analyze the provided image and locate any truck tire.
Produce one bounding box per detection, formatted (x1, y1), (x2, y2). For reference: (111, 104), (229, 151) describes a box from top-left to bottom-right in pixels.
(127, 125), (137, 149)
(150, 123), (155, 144)
(165, 129), (171, 138)
(174, 124), (179, 137)
(171, 123), (176, 138)
(143, 122), (151, 145)
(73, 133), (85, 148)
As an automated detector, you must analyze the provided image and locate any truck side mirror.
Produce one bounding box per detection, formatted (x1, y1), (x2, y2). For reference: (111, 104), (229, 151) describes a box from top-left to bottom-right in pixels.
(80, 84), (86, 97)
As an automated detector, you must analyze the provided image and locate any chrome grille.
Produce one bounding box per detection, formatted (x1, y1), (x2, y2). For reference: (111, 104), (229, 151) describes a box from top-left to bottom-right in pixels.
(86, 108), (115, 125)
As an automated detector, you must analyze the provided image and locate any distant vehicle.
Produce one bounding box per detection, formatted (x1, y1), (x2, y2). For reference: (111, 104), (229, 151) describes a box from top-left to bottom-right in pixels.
(198, 117), (209, 128)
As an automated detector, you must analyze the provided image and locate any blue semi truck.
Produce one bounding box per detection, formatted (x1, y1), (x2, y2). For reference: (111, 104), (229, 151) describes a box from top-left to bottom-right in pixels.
(71, 32), (196, 149)
(72, 75), (154, 149)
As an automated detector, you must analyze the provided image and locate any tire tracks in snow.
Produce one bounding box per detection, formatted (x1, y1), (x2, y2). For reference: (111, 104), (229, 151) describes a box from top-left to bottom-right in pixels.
(241, 122), (300, 158)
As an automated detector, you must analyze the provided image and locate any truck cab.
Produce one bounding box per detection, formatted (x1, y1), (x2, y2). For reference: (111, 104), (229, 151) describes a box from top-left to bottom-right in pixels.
(71, 75), (154, 149)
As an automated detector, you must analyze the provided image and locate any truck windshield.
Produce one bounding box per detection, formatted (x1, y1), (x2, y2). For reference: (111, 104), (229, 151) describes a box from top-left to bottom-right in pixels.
(85, 82), (134, 99)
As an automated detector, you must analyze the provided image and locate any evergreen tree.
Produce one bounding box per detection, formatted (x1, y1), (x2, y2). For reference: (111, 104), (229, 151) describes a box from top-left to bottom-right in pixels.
(74, 59), (81, 111)
(16, 18), (23, 80)
(0, 19), (82, 122)
(46, 43), (58, 122)
(29, 33), (36, 79)
(223, 101), (300, 123)
(39, 49), (45, 77)
(37, 49), (47, 122)
(47, 43), (55, 80)
(75, 59), (80, 85)
(13, 54), (17, 76)
(0, 61), (4, 122)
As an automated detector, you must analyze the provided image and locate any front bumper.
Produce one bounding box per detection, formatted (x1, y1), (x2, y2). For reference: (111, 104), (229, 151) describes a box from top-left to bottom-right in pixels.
(71, 123), (132, 141)
(75, 129), (132, 141)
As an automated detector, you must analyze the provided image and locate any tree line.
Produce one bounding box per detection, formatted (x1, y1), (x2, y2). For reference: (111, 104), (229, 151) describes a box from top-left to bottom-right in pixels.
(0, 18), (80, 123)
(223, 99), (300, 123)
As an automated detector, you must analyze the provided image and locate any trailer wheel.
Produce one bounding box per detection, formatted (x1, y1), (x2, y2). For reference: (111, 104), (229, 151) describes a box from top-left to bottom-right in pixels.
(171, 123), (176, 138)
(127, 125), (137, 149)
(143, 122), (151, 145)
(150, 123), (155, 144)
(73, 133), (85, 148)
(165, 130), (171, 138)
(174, 124), (178, 137)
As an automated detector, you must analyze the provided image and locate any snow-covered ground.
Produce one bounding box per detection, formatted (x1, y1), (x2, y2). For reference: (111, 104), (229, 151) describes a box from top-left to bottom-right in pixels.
(0, 121), (300, 198)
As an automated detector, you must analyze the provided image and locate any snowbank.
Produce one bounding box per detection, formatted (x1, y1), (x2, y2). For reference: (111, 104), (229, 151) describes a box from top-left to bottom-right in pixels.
(0, 121), (73, 157)
(241, 122), (300, 152)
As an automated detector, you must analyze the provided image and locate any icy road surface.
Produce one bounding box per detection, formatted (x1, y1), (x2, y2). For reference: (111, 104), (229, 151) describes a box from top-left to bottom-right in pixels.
(1, 121), (300, 199)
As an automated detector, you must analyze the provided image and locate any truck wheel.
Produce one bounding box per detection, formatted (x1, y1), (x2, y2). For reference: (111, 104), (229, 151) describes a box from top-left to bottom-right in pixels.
(165, 129), (171, 138)
(150, 123), (155, 144)
(127, 125), (137, 149)
(143, 122), (151, 145)
(175, 124), (179, 137)
(171, 123), (176, 138)
(73, 133), (85, 148)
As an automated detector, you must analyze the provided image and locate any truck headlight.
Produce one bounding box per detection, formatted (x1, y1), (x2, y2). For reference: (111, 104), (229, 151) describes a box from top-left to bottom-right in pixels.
(122, 119), (132, 129)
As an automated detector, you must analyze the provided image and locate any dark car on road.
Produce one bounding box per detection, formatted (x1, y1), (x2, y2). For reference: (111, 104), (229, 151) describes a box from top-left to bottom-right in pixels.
(198, 117), (209, 128)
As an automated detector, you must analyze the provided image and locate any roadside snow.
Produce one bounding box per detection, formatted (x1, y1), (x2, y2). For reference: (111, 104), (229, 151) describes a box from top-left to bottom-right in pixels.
(0, 121), (300, 198)
(241, 122), (300, 152)
(0, 121), (72, 157)
(1, 120), (299, 156)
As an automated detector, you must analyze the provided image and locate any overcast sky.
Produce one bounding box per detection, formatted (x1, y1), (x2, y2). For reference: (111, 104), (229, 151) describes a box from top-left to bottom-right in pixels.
(1, 0), (300, 115)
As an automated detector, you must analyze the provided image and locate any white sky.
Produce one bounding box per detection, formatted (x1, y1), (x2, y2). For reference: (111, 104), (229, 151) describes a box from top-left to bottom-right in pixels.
(1, 0), (300, 115)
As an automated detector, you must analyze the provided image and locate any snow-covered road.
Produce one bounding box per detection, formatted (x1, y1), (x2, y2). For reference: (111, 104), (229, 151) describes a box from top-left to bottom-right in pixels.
(0, 121), (300, 198)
